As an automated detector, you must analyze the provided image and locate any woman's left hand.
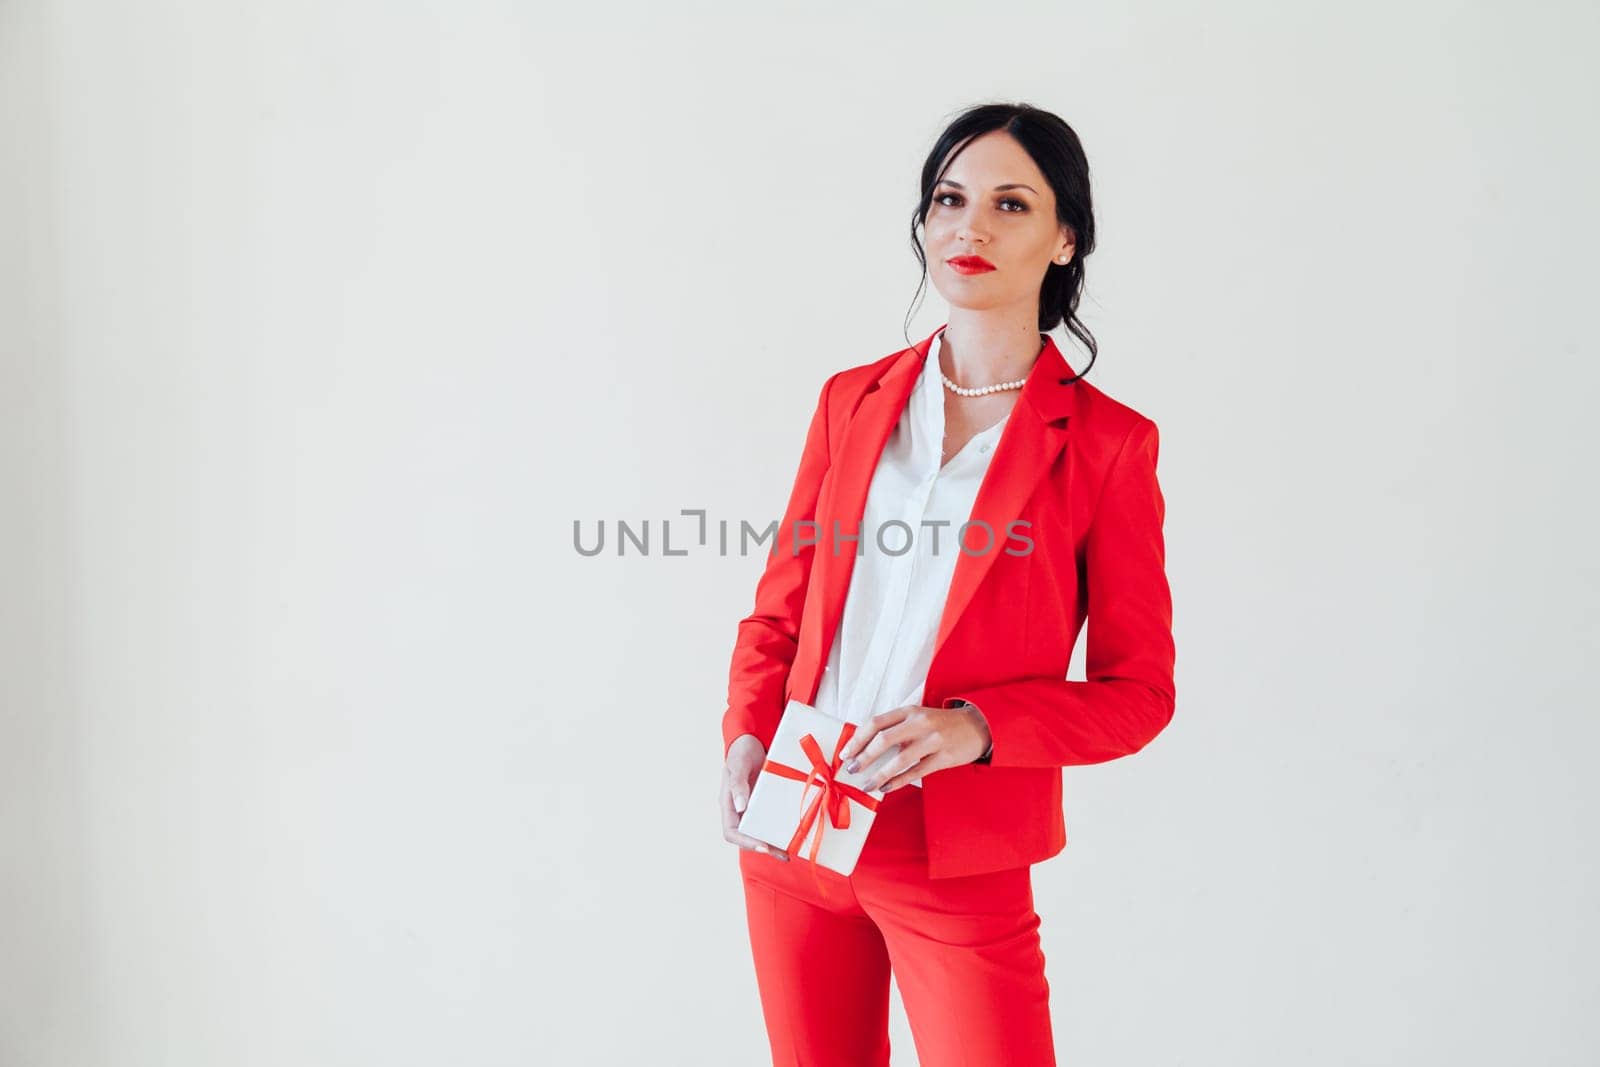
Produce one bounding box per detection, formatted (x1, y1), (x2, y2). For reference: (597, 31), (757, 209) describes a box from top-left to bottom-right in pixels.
(837, 703), (992, 793)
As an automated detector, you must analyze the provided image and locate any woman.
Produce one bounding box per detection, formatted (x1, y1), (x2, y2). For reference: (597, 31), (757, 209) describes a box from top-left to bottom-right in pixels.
(716, 102), (1177, 1067)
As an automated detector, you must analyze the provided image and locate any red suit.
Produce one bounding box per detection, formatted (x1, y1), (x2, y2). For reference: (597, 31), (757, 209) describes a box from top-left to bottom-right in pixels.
(724, 324), (1176, 1065)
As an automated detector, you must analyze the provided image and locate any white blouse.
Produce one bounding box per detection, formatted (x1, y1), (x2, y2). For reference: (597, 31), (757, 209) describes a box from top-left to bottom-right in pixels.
(812, 326), (1008, 783)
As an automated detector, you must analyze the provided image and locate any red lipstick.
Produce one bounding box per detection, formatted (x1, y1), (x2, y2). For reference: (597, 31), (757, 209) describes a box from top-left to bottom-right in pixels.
(946, 255), (996, 275)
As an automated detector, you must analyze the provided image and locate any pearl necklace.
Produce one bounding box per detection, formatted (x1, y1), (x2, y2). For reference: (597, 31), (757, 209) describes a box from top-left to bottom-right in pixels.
(941, 373), (1028, 397)
(938, 335), (1044, 397)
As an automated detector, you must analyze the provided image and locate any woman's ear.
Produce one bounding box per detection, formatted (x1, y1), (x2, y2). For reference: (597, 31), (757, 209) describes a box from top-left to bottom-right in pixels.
(1058, 226), (1076, 263)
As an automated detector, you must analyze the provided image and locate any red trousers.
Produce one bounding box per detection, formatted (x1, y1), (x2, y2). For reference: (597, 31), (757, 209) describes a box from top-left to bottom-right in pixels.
(737, 784), (1057, 1066)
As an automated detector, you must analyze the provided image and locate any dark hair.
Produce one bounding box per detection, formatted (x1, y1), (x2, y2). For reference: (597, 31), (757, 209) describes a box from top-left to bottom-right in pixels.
(905, 102), (1098, 383)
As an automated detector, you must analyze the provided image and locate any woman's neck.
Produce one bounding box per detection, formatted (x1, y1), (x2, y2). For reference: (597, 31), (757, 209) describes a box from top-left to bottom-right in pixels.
(937, 309), (1045, 387)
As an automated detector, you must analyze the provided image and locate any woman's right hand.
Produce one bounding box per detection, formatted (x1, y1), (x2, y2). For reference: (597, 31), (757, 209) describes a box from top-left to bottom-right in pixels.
(720, 734), (789, 861)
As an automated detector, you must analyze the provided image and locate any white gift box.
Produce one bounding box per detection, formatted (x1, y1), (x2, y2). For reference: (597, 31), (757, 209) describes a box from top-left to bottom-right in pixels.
(737, 699), (906, 877)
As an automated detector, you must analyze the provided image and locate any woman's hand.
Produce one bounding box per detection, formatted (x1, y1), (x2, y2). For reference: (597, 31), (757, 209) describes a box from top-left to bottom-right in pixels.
(838, 703), (992, 792)
(719, 734), (789, 861)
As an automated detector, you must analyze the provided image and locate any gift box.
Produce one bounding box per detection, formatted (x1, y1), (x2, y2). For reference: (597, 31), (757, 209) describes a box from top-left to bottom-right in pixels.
(737, 699), (901, 889)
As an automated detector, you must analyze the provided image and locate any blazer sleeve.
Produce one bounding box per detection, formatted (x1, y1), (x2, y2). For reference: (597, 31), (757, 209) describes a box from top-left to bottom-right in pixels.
(720, 372), (839, 759)
(942, 417), (1176, 767)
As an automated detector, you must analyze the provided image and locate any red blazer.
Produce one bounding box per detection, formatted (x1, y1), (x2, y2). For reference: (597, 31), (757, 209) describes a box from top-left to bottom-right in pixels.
(722, 324), (1176, 879)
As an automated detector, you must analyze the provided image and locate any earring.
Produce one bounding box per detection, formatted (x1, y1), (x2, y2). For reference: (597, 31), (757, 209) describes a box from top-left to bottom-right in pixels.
(1056, 254), (1070, 264)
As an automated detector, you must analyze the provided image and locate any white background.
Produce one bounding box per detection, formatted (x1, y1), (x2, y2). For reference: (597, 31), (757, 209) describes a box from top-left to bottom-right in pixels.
(3, 2), (1597, 1064)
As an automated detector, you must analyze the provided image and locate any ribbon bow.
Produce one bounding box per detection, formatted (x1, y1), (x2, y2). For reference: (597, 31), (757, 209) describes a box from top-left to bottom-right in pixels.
(759, 722), (881, 900)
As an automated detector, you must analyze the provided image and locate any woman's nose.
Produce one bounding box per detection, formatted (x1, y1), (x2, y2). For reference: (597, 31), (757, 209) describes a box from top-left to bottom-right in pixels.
(956, 212), (989, 244)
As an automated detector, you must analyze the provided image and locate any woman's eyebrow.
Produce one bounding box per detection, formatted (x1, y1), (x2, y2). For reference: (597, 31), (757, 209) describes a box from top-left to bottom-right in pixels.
(935, 178), (1039, 194)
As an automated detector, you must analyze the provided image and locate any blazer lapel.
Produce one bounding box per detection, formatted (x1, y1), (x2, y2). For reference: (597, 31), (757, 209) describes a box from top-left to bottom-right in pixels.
(928, 333), (1078, 668)
(798, 330), (930, 699)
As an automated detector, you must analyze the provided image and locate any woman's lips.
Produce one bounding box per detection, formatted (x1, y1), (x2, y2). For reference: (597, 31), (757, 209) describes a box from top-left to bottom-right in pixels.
(946, 256), (996, 275)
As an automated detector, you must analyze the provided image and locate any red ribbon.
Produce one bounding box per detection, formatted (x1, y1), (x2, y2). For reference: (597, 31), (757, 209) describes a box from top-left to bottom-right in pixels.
(759, 722), (881, 900)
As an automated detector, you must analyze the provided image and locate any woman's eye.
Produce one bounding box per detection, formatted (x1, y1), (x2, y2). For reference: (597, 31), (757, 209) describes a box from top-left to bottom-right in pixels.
(934, 193), (1028, 213)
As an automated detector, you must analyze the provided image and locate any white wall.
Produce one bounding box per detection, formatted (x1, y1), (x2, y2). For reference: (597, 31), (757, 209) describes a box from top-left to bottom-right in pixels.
(2, 1), (1596, 1064)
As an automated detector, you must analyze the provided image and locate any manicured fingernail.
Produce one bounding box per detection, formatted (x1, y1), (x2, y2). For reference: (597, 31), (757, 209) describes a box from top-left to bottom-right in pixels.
(845, 760), (858, 773)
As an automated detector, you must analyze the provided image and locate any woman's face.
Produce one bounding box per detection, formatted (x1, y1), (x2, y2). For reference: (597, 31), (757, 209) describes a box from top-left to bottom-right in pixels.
(923, 131), (1075, 313)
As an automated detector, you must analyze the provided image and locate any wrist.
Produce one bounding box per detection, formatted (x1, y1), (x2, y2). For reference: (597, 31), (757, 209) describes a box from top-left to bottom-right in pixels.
(953, 700), (993, 764)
